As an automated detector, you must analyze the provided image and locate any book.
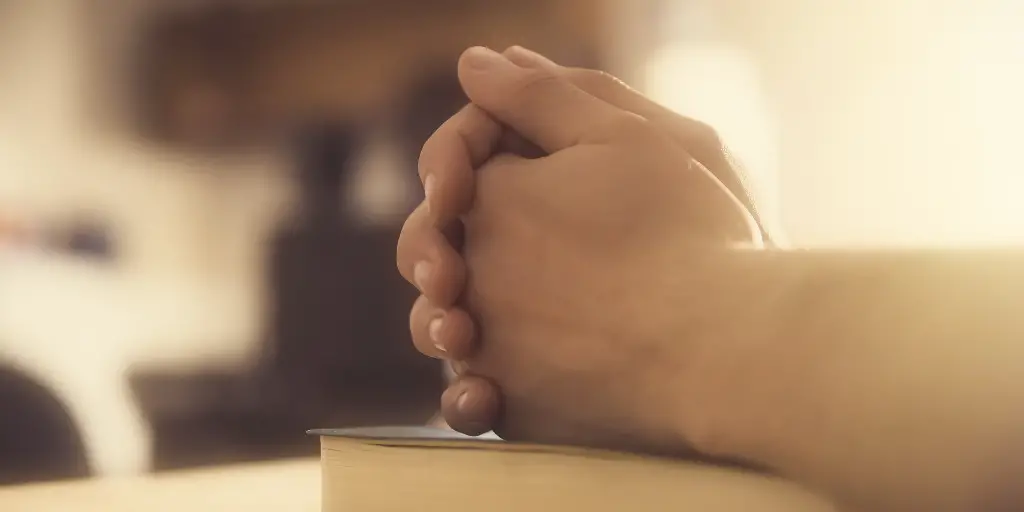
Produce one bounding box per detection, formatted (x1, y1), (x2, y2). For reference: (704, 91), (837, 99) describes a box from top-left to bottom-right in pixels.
(311, 426), (838, 511)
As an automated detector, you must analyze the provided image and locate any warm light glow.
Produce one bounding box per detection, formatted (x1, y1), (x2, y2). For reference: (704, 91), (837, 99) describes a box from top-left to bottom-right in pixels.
(644, 41), (780, 229)
(644, 7), (1024, 246)
(956, 16), (1024, 243)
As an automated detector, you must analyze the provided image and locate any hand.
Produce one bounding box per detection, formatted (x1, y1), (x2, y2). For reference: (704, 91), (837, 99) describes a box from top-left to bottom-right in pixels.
(398, 46), (771, 451)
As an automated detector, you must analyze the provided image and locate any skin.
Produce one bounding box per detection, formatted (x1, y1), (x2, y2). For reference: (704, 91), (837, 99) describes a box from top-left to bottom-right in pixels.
(405, 46), (773, 435)
(396, 46), (1024, 510)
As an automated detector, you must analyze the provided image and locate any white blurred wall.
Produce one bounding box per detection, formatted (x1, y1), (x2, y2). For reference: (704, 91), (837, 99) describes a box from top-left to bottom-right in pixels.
(0, 1), (294, 370)
(0, 1), (298, 476)
(661, 0), (1024, 246)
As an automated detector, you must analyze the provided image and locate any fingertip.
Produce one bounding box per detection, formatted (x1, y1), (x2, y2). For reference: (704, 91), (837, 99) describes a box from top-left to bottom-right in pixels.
(459, 46), (509, 73)
(396, 202), (430, 285)
(502, 46), (558, 70)
(425, 170), (473, 229)
(411, 298), (474, 359)
(441, 376), (501, 437)
(422, 174), (437, 215)
(412, 260), (432, 293)
(458, 44), (622, 154)
(403, 226), (465, 305)
(427, 316), (445, 352)
(430, 307), (477, 360)
(457, 46), (520, 104)
(418, 105), (499, 225)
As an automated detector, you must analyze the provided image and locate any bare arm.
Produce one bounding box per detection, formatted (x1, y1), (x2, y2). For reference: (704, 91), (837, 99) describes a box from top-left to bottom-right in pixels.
(694, 249), (1024, 510)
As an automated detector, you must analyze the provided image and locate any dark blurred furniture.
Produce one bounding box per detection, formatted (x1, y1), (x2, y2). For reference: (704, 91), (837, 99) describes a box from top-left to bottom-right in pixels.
(138, 0), (607, 148)
(0, 366), (90, 485)
(133, 122), (440, 471)
(265, 120), (440, 422)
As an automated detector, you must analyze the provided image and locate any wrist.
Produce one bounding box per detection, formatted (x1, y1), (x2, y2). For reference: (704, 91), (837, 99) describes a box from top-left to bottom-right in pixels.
(670, 249), (817, 461)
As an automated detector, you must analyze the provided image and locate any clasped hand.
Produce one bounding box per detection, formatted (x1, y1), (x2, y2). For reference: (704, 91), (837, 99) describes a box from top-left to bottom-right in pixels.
(397, 46), (772, 455)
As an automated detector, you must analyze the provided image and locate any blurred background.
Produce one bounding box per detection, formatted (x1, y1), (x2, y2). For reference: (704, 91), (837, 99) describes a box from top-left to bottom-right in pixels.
(0, 0), (1021, 489)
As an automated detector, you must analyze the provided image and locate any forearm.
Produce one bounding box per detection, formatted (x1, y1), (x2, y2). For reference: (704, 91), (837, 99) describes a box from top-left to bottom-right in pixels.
(709, 249), (1024, 510)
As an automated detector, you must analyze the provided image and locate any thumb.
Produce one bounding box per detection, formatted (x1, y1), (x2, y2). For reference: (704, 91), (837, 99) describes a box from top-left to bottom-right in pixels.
(457, 46), (636, 154)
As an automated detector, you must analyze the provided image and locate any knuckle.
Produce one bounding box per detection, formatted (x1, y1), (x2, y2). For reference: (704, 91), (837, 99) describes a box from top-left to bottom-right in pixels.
(417, 121), (447, 177)
(416, 139), (435, 180)
(396, 223), (415, 270)
(396, 206), (430, 273)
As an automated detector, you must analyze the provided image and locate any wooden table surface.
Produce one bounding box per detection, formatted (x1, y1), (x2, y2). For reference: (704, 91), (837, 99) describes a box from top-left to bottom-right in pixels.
(0, 459), (321, 512)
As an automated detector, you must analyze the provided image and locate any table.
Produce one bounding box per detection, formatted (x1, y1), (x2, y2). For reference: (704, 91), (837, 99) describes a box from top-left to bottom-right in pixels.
(0, 459), (320, 512)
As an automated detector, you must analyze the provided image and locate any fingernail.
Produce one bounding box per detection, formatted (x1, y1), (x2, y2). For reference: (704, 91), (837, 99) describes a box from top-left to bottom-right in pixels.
(423, 174), (436, 213)
(429, 315), (446, 350)
(507, 46), (557, 69)
(456, 390), (471, 411)
(432, 313), (448, 342)
(463, 46), (506, 70)
(413, 261), (431, 291)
